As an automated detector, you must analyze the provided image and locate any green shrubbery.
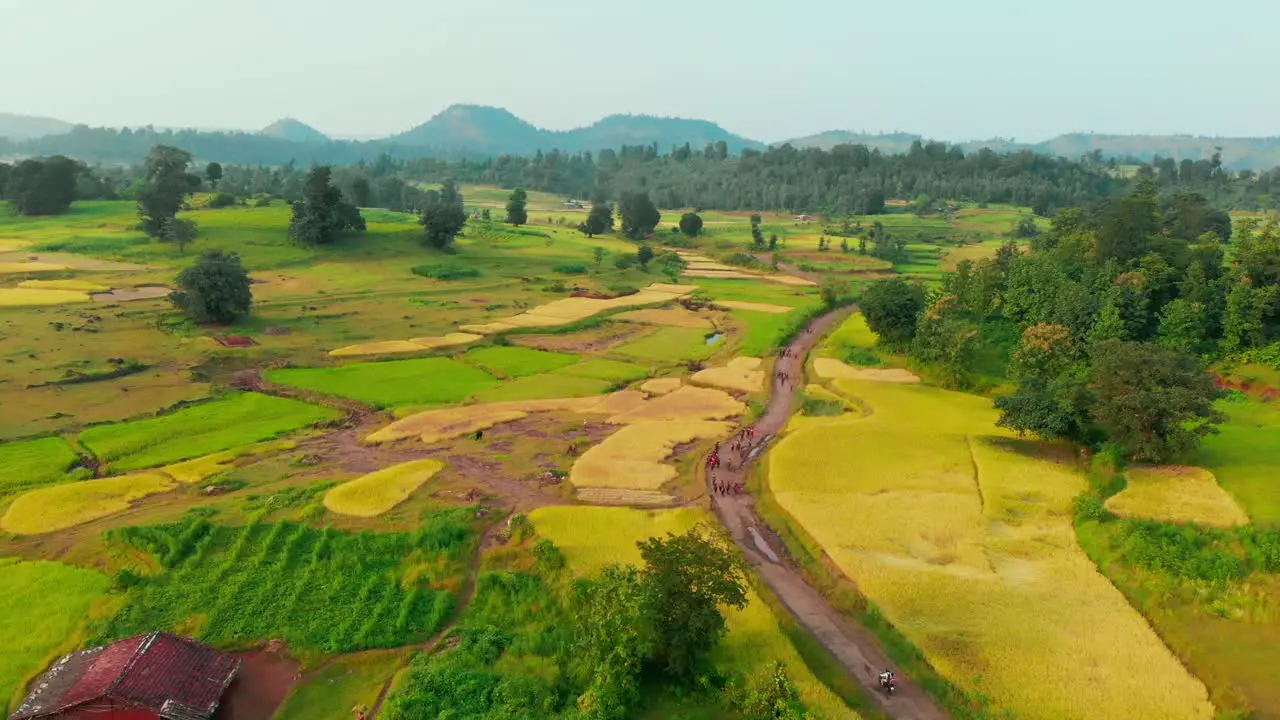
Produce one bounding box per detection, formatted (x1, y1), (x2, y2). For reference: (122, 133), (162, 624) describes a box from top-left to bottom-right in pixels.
(412, 263), (481, 280)
(552, 262), (588, 275)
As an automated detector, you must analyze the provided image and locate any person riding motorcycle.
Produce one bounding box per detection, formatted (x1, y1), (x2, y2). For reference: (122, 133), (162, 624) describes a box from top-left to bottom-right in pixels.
(878, 670), (896, 692)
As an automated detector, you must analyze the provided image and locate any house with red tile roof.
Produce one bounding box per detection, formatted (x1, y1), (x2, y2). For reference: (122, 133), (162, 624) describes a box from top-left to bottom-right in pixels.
(10, 632), (240, 720)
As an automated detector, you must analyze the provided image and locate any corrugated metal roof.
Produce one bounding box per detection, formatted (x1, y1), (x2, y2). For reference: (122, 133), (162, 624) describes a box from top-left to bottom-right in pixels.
(9, 633), (241, 720)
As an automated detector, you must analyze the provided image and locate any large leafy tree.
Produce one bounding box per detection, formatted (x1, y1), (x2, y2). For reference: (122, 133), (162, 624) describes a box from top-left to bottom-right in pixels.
(420, 180), (467, 249)
(4, 156), (80, 215)
(618, 192), (660, 240)
(288, 166), (366, 246)
(170, 250), (253, 324)
(1088, 340), (1224, 461)
(860, 277), (927, 348)
(578, 202), (614, 238)
(678, 212), (703, 237)
(638, 527), (747, 681)
(138, 145), (201, 238)
(505, 188), (528, 226)
(571, 565), (654, 720)
(995, 324), (1090, 441)
(204, 161), (223, 190)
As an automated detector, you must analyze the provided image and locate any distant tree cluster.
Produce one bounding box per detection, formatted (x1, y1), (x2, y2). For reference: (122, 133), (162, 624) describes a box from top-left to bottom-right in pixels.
(287, 166), (366, 246)
(0, 156), (81, 215)
(862, 179), (1273, 461)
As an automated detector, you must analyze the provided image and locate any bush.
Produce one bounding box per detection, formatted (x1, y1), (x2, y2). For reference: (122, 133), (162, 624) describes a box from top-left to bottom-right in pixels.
(843, 347), (885, 367)
(606, 283), (639, 297)
(208, 192), (237, 209)
(800, 396), (845, 417)
(170, 250), (253, 324)
(614, 254), (638, 270)
(723, 252), (767, 270)
(552, 262), (588, 275)
(412, 263), (480, 280)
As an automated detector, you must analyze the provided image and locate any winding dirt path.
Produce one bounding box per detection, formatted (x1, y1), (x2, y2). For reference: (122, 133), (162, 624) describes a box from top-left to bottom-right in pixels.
(710, 308), (949, 720)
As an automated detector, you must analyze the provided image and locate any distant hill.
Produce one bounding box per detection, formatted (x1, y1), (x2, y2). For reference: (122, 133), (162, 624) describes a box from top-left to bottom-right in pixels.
(782, 130), (1280, 171)
(0, 112), (74, 141)
(391, 104), (764, 155)
(259, 118), (329, 143)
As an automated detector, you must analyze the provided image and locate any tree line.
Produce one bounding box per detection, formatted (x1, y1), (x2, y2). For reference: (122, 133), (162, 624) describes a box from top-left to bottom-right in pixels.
(860, 178), (1280, 462)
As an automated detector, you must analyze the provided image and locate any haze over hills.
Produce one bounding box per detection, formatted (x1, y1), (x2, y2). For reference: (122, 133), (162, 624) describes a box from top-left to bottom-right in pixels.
(2, 104), (1279, 170)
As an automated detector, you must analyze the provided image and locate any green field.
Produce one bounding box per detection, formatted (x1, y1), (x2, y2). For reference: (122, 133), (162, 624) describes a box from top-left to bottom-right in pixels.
(0, 437), (81, 493)
(461, 345), (578, 378)
(1191, 398), (1280, 523)
(267, 358), (499, 408)
(551, 358), (649, 383)
(615, 325), (719, 363)
(1, 560), (111, 710)
(77, 393), (337, 471)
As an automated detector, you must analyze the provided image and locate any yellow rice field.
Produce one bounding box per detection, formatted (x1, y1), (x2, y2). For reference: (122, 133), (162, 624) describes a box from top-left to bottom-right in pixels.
(529, 506), (857, 719)
(690, 357), (766, 393)
(605, 385), (745, 423)
(569, 421), (732, 489)
(812, 358), (919, 383)
(0, 261), (70, 273)
(323, 459), (444, 517)
(575, 487), (678, 506)
(0, 288), (92, 306)
(614, 307), (715, 328)
(1106, 466), (1251, 528)
(639, 377), (682, 395)
(460, 284), (698, 334)
(161, 440), (297, 484)
(328, 332), (482, 358)
(1, 472), (176, 535)
(365, 391), (649, 445)
(16, 279), (111, 292)
(769, 380), (1213, 720)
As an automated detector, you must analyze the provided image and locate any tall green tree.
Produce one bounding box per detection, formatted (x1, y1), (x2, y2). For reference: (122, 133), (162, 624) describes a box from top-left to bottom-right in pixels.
(571, 566), (654, 720)
(506, 188), (529, 226)
(618, 192), (660, 240)
(420, 180), (467, 249)
(204, 161), (223, 190)
(995, 324), (1089, 441)
(579, 202), (614, 238)
(4, 156), (79, 215)
(288, 166), (366, 246)
(349, 177), (371, 207)
(138, 145), (201, 238)
(169, 250), (253, 324)
(678, 211), (703, 237)
(860, 277), (927, 348)
(638, 528), (747, 681)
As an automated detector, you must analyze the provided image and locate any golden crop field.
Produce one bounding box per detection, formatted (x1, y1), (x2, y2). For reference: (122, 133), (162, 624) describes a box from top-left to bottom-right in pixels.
(161, 440), (297, 484)
(715, 300), (794, 314)
(1, 472), (176, 535)
(16, 279), (111, 292)
(365, 391), (649, 445)
(639, 377), (682, 395)
(323, 459), (444, 517)
(690, 357), (765, 393)
(1105, 466), (1251, 528)
(528, 506), (857, 719)
(459, 283), (697, 334)
(812, 358), (919, 383)
(614, 306), (715, 328)
(569, 420), (732, 489)
(606, 385), (745, 423)
(768, 380), (1214, 720)
(0, 288), (92, 307)
(328, 332), (482, 358)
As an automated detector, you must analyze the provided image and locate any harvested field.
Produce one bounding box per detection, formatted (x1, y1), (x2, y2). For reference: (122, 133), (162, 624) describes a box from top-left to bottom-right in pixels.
(90, 286), (171, 302)
(715, 300), (794, 314)
(615, 306), (715, 328)
(328, 332), (481, 358)
(1105, 466), (1251, 528)
(460, 283), (698, 334)
(575, 487), (678, 506)
(768, 380), (1214, 719)
(0, 288), (91, 306)
(813, 358), (919, 383)
(1, 471), (176, 534)
(640, 377), (682, 395)
(365, 391), (649, 445)
(78, 393), (336, 471)
(691, 357), (765, 393)
(607, 385), (745, 423)
(569, 420), (732, 489)
(324, 458), (445, 517)
(266, 357), (498, 408)
(0, 261), (69, 273)
(510, 325), (643, 353)
(528, 506), (856, 718)
(16, 279), (111, 292)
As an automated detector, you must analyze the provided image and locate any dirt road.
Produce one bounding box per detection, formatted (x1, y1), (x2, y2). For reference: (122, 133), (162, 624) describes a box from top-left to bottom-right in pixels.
(710, 308), (949, 720)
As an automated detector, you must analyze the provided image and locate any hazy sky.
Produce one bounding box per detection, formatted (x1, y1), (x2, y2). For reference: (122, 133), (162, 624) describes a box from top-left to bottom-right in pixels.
(2, 0), (1276, 142)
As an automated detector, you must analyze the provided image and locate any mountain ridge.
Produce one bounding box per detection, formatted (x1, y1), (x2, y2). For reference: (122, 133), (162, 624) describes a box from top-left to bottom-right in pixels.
(260, 118), (330, 143)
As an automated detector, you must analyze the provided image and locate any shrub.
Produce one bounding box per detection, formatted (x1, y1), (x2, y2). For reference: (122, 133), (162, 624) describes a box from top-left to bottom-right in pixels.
(411, 263), (480, 280)
(606, 283), (639, 297)
(614, 254), (638, 270)
(800, 396), (845, 417)
(552, 262), (588, 275)
(723, 252), (767, 270)
(208, 192), (237, 209)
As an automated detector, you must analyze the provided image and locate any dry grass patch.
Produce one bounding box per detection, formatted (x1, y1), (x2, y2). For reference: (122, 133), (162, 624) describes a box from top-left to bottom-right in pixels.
(575, 487), (678, 506)
(1, 472), (176, 535)
(1105, 466), (1250, 528)
(569, 420), (732, 490)
(768, 380), (1213, 719)
(691, 357), (765, 393)
(813, 358), (919, 383)
(329, 333), (481, 358)
(324, 458), (445, 517)
(614, 307), (714, 329)
(640, 377), (682, 395)
(607, 385), (745, 423)
(0, 288), (91, 306)
(17, 279), (111, 292)
(90, 286), (171, 302)
(715, 300), (793, 314)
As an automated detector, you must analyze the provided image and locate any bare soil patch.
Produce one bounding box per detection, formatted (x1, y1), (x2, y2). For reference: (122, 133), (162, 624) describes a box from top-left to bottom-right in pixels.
(511, 323), (647, 353)
(92, 286), (171, 302)
(215, 648), (301, 720)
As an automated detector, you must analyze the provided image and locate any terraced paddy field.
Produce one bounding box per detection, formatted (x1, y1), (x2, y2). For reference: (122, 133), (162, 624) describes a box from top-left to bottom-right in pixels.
(768, 379), (1214, 720)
